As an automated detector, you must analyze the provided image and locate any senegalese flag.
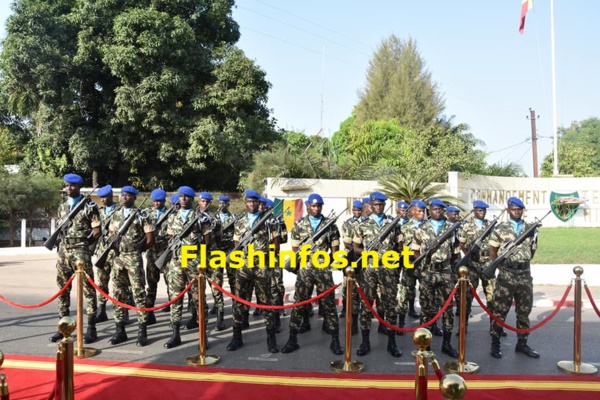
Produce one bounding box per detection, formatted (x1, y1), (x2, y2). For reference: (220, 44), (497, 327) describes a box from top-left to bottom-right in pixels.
(274, 198), (304, 231)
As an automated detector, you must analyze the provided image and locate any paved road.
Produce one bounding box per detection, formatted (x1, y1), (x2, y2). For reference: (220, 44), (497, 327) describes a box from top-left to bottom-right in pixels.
(1, 253), (600, 376)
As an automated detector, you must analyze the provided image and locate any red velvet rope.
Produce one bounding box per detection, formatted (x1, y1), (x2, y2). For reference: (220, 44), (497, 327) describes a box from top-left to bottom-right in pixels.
(433, 362), (444, 381)
(470, 284), (572, 333)
(584, 284), (600, 318)
(208, 278), (340, 310)
(355, 283), (458, 333)
(0, 275), (75, 309)
(87, 275), (193, 312)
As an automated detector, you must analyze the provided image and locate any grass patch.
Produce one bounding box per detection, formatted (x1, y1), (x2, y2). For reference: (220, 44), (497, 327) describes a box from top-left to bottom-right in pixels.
(534, 228), (600, 264)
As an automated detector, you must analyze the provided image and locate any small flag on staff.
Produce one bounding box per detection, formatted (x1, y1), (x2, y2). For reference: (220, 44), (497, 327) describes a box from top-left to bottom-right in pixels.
(519, 0), (534, 34)
(274, 198), (304, 230)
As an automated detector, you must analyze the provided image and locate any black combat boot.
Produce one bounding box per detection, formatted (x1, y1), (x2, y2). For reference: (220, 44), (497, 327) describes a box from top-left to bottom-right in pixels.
(183, 310), (199, 330)
(377, 312), (387, 334)
(356, 329), (371, 356)
(351, 314), (358, 336)
(431, 322), (443, 337)
(299, 308), (311, 333)
(215, 311), (226, 331)
(408, 299), (420, 319)
(387, 330), (402, 358)
(441, 331), (458, 358)
(242, 312), (250, 330)
(266, 327), (279, 353)
(49, 331), (64, 342)
(397, 321), (405, 337)
(109, 322), (127, 345)
(516, 339), (540, 358)
(491, 337), (502, 358)
(329, 331), (343, 355)
(226, 324), (244, 351)
(274, 312), (281, 334)
(164, 323), (181, 349)
(146, 311), (157, 326)
(322, 319), (332, 334)
(96, 303), (108, 323)
(83, 315), (97, 344)
(136, 323), (148, 347)
(281, 328), (299, 353)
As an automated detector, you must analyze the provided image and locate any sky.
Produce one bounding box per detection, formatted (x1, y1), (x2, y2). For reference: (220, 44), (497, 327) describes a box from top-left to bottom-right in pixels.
(1, 1), (599, 177)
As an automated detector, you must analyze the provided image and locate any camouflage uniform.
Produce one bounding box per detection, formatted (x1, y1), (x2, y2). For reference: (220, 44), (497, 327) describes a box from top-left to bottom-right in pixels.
(341, 216), (363, 316)
(94, 205), (118, 307)
(165, 209), (211, 325)
(458, 218), (496, 319)
(56, 198), (101, 318)
(145, 206), (170, 309)
(397, 218), (421, 325)
(205, 214), (225, 313)
(109, 207), (154, 325)
(219, 211), (238, 291)
(488, 221), (537, 341)
(411, 220), (458, 334)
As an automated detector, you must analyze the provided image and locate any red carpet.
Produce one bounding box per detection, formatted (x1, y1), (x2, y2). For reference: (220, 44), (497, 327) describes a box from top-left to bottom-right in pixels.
(2, 354), (600, 400)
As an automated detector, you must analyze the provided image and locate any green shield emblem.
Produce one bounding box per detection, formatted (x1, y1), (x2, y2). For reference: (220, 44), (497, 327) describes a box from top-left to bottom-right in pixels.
(550, 191), (583, 222)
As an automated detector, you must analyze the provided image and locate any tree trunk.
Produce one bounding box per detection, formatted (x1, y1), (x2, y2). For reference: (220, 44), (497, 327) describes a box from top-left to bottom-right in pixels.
(92, 169), (98, 187)
(8, 210), (14, 247)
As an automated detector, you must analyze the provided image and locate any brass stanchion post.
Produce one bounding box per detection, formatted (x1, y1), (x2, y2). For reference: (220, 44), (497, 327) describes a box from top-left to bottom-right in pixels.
(439, 374), (467, 400)
(557, 266), (597, 375)
(0, 350), (9, 400)
(412, 328), (433, 400)
(58, 316), (76, 400)
(186, 267), (220, 366)
(445, 267), (479, 374)
(331, 267), (365, 373)
(73, 263), (97, 358)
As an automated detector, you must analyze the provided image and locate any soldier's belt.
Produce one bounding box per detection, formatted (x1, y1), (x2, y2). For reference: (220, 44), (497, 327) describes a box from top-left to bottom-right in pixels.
(63, 237), (88, 245)
(119, 245), (141, 253)
(502, 261), (530, 272)
(427, 261), (451, 270)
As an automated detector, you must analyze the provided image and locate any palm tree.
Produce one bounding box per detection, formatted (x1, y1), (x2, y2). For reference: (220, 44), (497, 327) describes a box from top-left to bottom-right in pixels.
(377, 171), (464, 209)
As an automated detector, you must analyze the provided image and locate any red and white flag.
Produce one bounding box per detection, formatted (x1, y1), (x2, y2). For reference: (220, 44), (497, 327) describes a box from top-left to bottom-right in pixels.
(519, 0), (534, 34)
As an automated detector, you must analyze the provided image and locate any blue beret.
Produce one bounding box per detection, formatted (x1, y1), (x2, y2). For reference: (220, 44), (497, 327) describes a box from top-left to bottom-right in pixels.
(362, 197), (370, 205)
(198, 191), (213, 201)
(151, 189), (167, 201)
(178, 186), (196, 198)
(244, 189), (260, 199)
(170, 194), (180, 204)
(258, 196), (267, 204)
(397, 200), (409, 209)
(507, 197), (525, 209)
(473, 200), (489, 209)
(429, 199), (447, 208)
(121, 185), (139, 195)
(218, 195), (230, 202)
(265, 199), (274, 208)
(63, 173), (83, 185)
(304, 200), (309, 206)
(370, 191), (387, 202)
(307, 193), (324, 205)
(446, 206), (460, 213)
(352, 200), (363, 210)
(97, 185), (112, 197)
(411, 200), (427, 209)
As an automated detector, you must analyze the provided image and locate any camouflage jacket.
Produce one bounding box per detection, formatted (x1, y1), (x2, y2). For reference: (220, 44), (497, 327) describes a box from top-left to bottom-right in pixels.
(165, 208), (211, 247)
(488, 220), (538, 264)
(109, 206), (154, 253)
(290, 214), (340, 253)
(458, 218), (494, 263)
(411, 219), (458, 264)
(342, 216), (362, 247)
(57, 196), (101, 244)
(233, 211), (278, 254)
(353, 214), (402, 255)
(401, 218), (424, 249)
(219, 212), (237, 245)
(146, 206), (171, 245)
(94, 204), (119, 255)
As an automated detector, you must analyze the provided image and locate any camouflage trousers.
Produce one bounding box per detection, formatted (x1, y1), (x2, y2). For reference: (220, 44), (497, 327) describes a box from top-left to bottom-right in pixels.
(233, 266), (275, 329)
(166, 258), (200, 325)
(358, 267), (400, 331)
(271, 267), (284, 306)
(397, 266), (419, 323)
(145, 242), (169, 307)
(206, 266), (224, 312)
(112, 252), (147, 324)
(418, 263), (454, 333)
(460, 261), (495, 321)
(490, 268), (533, 340)
(289, 268), (339, 332)
(94, 256), (114, 305)
(56, 245), (97, 317)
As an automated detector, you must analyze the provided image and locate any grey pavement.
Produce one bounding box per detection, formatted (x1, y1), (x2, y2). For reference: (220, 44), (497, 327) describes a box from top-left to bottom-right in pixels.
(1, 249), (600, 376)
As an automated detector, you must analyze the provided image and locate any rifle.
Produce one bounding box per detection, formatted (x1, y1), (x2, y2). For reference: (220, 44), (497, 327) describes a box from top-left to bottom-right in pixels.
(89, 205), (120, 254)
(283, 208), (348, 274)
(136, 205), (175, 251)
(455, 209), (506, 268)
(225, 208), (276, 264)
(413, 210), (474, 267)
(95, 199), (148, 269)
(154, 209), (204, 271)
(482, 210), (551, 279)
(44, 185), (99, 250)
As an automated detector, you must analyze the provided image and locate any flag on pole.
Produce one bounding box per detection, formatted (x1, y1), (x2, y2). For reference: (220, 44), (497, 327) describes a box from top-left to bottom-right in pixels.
(274, 198), (304, 231)
(519, 0), (534, 34)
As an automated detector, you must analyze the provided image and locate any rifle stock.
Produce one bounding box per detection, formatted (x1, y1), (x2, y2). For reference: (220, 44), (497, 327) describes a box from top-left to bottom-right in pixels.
(137, 206), (175, 251)
(225, 208), (276, 265)
(455, 209), (506, 268)
(44, 185), (99, 250)
(155, 209), (204, 271)
(481, 210), (551, 279)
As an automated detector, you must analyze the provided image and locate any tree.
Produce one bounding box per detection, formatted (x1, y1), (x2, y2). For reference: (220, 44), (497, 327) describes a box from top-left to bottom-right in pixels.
(354, 35), (445, 129)
(541, 118), (600, 177)
(377, 171), (463, 208)
(0, 0), (277, 190)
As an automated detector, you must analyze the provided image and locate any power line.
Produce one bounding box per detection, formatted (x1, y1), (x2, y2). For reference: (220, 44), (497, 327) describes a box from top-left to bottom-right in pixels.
(485, 138), (530, 155)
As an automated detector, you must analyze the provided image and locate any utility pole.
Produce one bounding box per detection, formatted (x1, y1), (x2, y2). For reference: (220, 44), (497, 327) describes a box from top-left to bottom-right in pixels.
(528, 108), (539, 177)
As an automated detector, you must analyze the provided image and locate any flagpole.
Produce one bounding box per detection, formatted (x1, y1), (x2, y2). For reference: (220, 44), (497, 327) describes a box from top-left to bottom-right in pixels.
(550, 0), (559, 176)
